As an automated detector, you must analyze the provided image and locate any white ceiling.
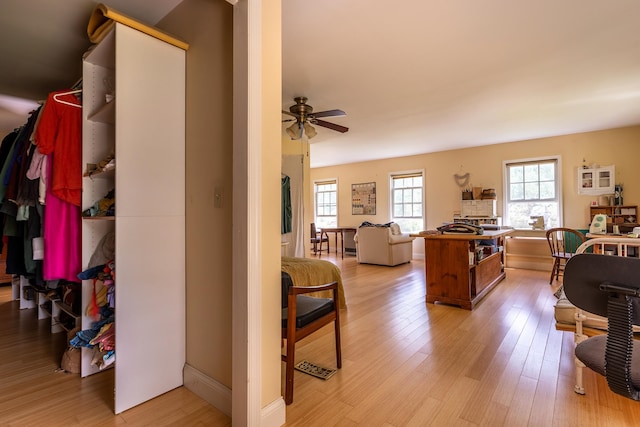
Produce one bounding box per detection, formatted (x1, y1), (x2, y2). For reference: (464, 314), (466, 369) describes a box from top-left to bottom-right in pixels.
(0, 0), (183, 132)
(3, 1), (640, 168)
(282, 0), (640, 167)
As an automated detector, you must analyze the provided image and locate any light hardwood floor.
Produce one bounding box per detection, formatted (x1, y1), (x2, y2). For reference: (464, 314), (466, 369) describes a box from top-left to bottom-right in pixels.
(283, 254), (640, 426)
(1, 255), (639, 426)
(0, 284), (231, 426)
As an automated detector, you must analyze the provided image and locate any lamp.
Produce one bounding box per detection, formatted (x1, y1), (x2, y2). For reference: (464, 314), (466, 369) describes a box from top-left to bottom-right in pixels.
(285, 121), (317, 140)
(303, 122), (317, 139)
(286, 122), (301, 139)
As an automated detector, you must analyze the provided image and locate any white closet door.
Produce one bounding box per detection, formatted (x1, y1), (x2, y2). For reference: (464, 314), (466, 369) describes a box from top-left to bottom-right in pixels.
(113, 24), (186, 414)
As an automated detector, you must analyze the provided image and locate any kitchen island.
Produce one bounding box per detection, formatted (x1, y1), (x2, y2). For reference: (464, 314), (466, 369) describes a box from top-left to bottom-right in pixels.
(412, 229), (513, 310)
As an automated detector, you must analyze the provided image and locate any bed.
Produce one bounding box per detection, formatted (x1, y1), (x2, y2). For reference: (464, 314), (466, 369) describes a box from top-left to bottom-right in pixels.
(554, 237), (640, 337)
(555, 236), (640, 395)
(281, 257), (347, 309)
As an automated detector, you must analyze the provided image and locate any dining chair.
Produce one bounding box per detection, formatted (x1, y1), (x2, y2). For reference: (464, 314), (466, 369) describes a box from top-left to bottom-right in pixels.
(546, 227), (586, 284)
(310, 222), (329, 255)
(281, 272), (341, 404)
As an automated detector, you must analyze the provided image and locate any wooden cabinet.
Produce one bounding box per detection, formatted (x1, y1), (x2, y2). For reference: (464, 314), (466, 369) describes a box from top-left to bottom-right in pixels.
(415, 230), (512, 310)
(590, 205), (637, 225)
(82, 23), (186, 414)
(578, 165), (615, 195)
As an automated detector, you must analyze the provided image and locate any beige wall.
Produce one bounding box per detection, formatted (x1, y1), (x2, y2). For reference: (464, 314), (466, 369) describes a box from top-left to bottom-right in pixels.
(163, 0), (285, 415)
(310, 125), (640, 236)
(159, 0), (234, 387)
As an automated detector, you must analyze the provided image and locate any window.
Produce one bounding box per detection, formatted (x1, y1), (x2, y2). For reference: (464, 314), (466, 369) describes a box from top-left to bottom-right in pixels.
(503, 157), (561, 229)
(314, 180), (337, 229)
(390, 171), (424, 233)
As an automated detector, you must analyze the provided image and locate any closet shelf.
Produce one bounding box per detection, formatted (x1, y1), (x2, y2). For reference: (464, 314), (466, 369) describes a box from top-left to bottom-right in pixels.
(54, 300), (80, 318)
(82, 216), (115, 221)
(52, 317), (76, 333)
(83, 167), (115, 180)
(39, 303), (52, 318)
(88, 101), (115, 124)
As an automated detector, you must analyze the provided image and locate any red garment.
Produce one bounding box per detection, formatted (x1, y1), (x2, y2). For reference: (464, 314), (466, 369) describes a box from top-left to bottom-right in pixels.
(34, 91), (82, 206)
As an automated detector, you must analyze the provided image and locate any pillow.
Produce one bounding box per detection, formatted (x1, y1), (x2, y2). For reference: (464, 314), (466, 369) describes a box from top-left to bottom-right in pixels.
(389, 223), (401, 235)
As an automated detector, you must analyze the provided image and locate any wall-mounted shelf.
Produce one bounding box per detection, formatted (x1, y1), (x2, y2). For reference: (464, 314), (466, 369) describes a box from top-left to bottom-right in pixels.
(578, 165), (615, 195)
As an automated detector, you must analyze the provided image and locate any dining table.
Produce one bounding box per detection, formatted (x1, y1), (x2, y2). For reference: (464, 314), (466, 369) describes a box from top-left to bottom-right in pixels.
(319, 226), (357, 258)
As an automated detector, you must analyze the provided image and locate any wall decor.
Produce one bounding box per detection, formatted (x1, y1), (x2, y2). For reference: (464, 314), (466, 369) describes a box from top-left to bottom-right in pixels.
(352, 182), (376, 215)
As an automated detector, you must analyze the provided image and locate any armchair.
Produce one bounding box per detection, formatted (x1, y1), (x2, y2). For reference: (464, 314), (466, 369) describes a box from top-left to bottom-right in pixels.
(354, 223), (415, 266)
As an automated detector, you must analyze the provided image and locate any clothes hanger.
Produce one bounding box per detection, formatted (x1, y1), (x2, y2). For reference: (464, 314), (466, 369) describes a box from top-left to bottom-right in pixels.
(52, 89), (82, 108)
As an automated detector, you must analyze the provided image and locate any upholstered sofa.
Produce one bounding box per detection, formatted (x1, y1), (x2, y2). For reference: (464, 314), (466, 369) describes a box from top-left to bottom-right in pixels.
(354, 223), (415, 266)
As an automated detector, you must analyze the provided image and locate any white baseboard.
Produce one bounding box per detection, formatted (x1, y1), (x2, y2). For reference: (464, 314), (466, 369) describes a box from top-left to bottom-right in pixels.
(261, 397), (286, 427)
(183, 364), (287, 426)
(183, 364), (232, 417)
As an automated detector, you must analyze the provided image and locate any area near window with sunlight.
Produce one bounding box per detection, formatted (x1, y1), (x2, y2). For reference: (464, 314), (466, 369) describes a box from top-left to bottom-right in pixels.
(505, 158), (560, 229)
(314, 180), (337, 228)
(391, 172), (424, 233)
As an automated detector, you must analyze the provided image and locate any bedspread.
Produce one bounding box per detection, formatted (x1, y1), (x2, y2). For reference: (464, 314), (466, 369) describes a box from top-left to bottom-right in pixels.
(281, 257), (347, 309)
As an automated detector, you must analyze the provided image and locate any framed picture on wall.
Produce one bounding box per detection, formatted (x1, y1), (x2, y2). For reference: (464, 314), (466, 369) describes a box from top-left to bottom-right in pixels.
(352, 182), (376, 215)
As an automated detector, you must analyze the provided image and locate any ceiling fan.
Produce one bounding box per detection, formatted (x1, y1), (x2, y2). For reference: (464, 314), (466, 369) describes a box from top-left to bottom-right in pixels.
(282, 96), (348, 140)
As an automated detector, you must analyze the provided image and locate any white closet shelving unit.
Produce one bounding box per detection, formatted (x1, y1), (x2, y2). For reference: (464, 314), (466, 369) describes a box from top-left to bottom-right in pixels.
(82, 23), (186, 414)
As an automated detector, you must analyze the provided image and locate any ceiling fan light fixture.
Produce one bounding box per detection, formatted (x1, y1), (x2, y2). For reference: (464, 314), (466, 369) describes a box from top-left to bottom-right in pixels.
(283, 97), (348, 139)
(286, 122), (301, 139)
(303, 122), (317, 139)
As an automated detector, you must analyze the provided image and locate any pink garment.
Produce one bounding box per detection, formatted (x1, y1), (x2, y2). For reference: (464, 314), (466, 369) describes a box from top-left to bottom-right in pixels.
(42, 156), (81, 282)
(34, 91), (82, 281)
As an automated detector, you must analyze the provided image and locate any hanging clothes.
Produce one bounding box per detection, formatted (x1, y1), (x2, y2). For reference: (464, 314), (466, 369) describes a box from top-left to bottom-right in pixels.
(0, 129), (21, 255)
(281, 174), (292, 234)
(0, 109), (42, 277)
(35, 91), (82, 207)
(34, 90), (82, 282)
(4, 113), (39, 205)
(39, 152), (81, 282)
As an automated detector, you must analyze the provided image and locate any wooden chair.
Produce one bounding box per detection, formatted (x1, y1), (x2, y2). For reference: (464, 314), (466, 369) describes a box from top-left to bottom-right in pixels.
(281, 272), (341, 405)
(310, 222), (329, 255)
(546, 227), (586, 284)
(564, 253), (640, 399)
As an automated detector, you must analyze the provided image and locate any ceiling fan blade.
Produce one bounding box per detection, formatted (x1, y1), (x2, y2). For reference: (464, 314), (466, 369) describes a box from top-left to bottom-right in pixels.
(282, 110), (299, 118)
(312, 119), (349, 133)
(311, 109), (346, 119)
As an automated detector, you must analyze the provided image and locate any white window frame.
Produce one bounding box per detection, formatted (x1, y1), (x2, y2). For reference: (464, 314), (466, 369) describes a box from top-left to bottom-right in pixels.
(314, 178), (338, 228)
(502, 156), (563, 229)
(389, 169), (425, 233)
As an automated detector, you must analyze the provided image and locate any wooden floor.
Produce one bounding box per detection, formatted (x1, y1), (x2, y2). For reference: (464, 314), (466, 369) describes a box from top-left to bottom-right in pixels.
(1, 254), (639, 426)
(284, 254), (640, 426)
(0, 284), (231, 426)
